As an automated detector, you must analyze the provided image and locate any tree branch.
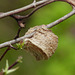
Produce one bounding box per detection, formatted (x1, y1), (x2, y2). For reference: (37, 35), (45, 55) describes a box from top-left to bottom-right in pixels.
(0, 0), (75, 74)
(0, 9), (75, 49)
(13, 0), (56, 20)
(8, 56), (22, 70)
(0, 0), (55, 19)
(0, 47), (10, 61)
(0, 0), (75, 48)
(46, 9), (75, 28)
(0, 32), (35, 49)
(0, 0), (74, 19)
(0, 0), (56, 39)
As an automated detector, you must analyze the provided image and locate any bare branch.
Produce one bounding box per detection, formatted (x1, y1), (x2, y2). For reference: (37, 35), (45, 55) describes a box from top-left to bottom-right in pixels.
(15, 0), (56, 20)
(0, 0), (74, 19)
(0, 0), (75, 49)
(46, 9), (75, 28)
(61, 0), (75, 6)
(8, 56), (22, 70)
(0, 0), (55, 19)
(0, 32), (35, 49)
(0, 47), (10, 61)
(0, 9), (75, 49)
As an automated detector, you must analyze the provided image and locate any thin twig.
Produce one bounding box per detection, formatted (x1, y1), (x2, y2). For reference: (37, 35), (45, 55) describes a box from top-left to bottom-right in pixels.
(8, 56), (22, 70)
(0, 56), (22, 75)
(14, 0), (56, 20)
(0, 0), (55, 19)
(46, 9), (75, 28)
(10, 0), (55, 39)
(61, 0), (75, 6)
(0, 32), (35, 49)
(0, 47), (10, 61)
(8, 62), (18, 70)
(0, 0), (74, 19)
(0, 0), (75, 49)
(0, 9), (75, 49)
(14, 27), (22, 39)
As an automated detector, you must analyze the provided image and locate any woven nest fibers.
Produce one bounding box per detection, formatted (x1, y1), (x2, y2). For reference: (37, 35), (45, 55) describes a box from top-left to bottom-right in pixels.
(24, 25), (58, 60)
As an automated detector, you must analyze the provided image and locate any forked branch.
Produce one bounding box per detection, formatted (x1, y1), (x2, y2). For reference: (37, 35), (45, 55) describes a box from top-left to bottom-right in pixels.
(0, 0), (75, 74)
(0, 9), (75, 49)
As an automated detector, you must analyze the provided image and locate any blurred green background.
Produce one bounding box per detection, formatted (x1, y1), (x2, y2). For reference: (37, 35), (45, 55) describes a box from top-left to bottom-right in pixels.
(0, 0), (75, 75)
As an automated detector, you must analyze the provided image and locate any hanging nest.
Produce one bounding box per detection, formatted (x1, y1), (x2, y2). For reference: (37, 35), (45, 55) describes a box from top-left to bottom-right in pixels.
(24, 25), (58, 60)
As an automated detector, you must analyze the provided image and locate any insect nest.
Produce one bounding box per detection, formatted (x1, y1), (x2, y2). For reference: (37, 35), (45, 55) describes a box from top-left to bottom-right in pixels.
(24, 25), (58, 60)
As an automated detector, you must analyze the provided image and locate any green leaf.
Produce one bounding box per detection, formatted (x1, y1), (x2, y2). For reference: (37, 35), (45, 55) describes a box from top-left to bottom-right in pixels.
(16, 41), (25, 50)
(3, 60), (19, 75)
(3, 60), (9, 75)
(7, 67), (19, 74)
